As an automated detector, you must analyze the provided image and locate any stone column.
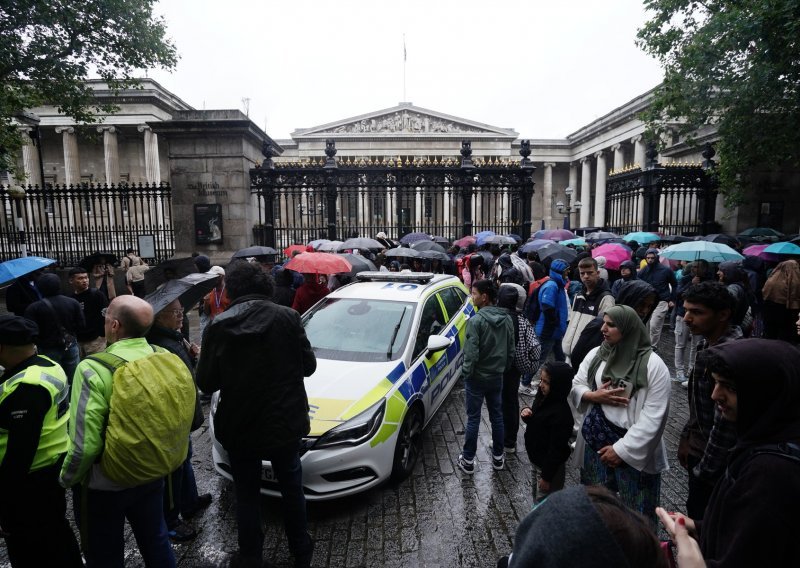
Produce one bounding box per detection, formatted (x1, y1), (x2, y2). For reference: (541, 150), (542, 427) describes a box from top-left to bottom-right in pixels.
(138, 125), (161, 184)
(568, 163), (579, 229)
(631, 135), (646, 169)
(20, 128), (42, 187)
(55, 127), (79, 185)
(580, 157), (591, 228)
(542, 162), (555, 229)
(98, 126), (120, 186)
(442, 188), (451, 237)
(594, 151), (607, 228)
(612, 143), (625, 171)
(415, 187), (422, 228)
(501, 189), (510, 232)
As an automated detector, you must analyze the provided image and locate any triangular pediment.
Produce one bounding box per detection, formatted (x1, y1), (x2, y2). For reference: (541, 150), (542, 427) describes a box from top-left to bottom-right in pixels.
(292, 104), (518, 139)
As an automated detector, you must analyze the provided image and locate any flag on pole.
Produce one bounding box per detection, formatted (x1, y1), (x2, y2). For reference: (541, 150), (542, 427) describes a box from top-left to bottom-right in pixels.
(403, 35), (407, 61)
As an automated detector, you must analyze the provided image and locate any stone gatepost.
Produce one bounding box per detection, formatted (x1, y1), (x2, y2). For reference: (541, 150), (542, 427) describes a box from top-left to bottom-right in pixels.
(151, 110), (280, 264)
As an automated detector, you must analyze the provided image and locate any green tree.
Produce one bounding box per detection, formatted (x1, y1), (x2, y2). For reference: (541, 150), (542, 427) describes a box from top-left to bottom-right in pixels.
(637, 0), (800, 205)
(0, 0), (178, 178)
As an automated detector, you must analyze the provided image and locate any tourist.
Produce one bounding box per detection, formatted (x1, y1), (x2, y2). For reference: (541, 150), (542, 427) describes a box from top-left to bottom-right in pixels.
(68, 266), (108, 357)
(761, 259), (800, 343)
(672, 260), (713, 385)
(571, 305), (671, 526)
(562, 257), (615, 363)
(637, 248), (677, 350)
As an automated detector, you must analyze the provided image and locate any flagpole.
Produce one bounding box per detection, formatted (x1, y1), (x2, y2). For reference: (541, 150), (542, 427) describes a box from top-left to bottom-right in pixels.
(403, 34), (407, 102)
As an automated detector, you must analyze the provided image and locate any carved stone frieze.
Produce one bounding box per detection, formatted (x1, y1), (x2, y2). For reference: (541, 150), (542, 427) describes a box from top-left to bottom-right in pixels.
(319, 110), (492, 135)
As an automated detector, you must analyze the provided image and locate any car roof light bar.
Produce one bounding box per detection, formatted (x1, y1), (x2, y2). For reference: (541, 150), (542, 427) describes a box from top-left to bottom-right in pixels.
(355, 271), (435, 284)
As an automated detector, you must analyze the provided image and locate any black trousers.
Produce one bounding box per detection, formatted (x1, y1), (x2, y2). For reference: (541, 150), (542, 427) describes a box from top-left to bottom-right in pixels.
(686, 454), (716, 520)
(502, 367), (522, 448)
(0, 461), (82, 568)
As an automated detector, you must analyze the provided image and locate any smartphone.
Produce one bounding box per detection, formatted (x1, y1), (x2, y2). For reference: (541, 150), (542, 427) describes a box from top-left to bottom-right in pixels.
(617, 379), (634, 399)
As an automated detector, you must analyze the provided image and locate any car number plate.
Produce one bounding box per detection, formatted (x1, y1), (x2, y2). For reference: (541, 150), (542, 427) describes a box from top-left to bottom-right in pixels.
(262, 466), (276, 482)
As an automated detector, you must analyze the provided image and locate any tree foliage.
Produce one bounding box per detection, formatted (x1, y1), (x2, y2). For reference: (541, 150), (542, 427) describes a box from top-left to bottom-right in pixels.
(0, 0), (178, 177)
(637, 0), (800, 206)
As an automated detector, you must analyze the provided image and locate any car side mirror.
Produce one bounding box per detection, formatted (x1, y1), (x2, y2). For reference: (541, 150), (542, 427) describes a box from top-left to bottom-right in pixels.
(426, 335), (453, 357)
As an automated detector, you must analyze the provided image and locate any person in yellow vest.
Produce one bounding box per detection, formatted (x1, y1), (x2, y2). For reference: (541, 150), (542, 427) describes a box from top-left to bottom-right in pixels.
(0, 315), (82, 567)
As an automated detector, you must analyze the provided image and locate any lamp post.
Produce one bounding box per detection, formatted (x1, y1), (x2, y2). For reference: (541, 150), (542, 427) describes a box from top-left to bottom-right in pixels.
(8, 185), (27, 257)
(556, 186), (582, 230)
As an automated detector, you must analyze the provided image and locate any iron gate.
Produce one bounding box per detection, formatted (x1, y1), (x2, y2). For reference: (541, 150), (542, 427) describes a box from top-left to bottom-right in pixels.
(250, 140), (535, 249)
(605, 143), (718, 235)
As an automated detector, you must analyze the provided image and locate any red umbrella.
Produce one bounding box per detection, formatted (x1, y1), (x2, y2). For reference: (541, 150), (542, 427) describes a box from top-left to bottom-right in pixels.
(284, 244), (309, 257)
(591, 243), (631, 270)
(284, 252), (352, 275)
(453, 235), (476, 247)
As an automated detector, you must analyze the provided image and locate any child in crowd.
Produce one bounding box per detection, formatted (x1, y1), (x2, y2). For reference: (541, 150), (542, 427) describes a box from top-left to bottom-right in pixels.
(520, 361), (575, 504)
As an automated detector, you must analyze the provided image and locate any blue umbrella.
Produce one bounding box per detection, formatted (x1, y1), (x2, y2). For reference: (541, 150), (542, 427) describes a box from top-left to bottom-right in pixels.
(519, 239), (553, 254)
(764, 242), (800, 255)
(0, 256), (56, 287)
(474, 230), (496, 246)
(399, 232), (431, 244)
(624, 231), (661, 244)
(659, 241), (743, 262)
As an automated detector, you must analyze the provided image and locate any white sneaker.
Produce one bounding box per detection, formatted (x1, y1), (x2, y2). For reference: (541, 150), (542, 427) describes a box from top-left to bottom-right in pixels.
(671, 372), (686, 383)
(680, 380), (689, 389)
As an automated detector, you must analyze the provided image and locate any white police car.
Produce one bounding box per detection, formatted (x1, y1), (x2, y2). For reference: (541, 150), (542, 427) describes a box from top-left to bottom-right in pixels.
(209, 271), (472, 500)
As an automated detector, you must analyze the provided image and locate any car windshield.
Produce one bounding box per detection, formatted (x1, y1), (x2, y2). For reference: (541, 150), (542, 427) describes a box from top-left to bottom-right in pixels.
(303, 297), (416, 362)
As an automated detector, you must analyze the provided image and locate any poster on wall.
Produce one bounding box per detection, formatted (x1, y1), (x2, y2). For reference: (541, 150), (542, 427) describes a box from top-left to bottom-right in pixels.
(195, 204), (223, 244)
(137, 234), (156, 259)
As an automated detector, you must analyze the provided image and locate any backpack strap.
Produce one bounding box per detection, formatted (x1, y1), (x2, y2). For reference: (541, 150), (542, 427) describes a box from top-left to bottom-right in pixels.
(727, 442), (800, 481)
(87, 345), (158, 373)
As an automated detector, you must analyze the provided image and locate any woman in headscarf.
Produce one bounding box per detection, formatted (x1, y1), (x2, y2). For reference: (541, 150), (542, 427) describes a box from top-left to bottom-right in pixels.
(657, 339), (800, 567)
(570, 305), (671, 526)
(761, 259), (800, 343)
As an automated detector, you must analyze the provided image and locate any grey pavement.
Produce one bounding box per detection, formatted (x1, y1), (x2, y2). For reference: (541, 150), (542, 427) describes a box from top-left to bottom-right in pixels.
(0, 314), (691, 568)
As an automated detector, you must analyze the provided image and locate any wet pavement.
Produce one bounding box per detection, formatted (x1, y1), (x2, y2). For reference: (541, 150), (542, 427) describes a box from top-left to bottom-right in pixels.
(0, 319), (691, 567)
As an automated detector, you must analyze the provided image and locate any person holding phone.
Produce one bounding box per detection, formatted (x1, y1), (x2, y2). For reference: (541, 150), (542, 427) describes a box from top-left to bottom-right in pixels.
(570, 305), (671, 527)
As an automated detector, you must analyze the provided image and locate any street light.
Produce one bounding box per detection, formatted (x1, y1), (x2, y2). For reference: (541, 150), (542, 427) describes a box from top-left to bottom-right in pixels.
(556, 186), (582, 230)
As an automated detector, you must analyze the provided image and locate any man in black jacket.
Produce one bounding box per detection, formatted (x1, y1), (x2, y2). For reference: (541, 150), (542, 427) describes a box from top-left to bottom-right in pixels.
(68, 266), (107, 357)
(197, 261), (316, 568)
(23, 273), (84, 383)
(637, 248), (677, 350)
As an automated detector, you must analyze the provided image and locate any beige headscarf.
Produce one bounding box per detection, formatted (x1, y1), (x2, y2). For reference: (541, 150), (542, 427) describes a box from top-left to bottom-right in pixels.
(762, 260), (800, 310)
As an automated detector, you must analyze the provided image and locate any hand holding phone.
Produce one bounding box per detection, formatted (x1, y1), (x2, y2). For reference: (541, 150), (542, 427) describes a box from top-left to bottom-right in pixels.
(617, 379), (634, 399)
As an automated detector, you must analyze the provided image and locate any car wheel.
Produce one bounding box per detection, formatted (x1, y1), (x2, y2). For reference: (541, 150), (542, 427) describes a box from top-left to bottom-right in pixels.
(390, 405), (423, 481)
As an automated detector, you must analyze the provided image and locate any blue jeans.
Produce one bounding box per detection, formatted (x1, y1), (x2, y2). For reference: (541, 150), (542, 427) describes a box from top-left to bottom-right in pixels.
(72, 479), (174, 568)
(164, 439), (198, 525)
(228, 441), (312, 561)
(40, 340), (80, 385)
(462, 378), (504, 461)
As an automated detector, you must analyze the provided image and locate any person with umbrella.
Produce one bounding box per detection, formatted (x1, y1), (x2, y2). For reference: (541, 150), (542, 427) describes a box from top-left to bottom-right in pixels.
(292, 273), (330, 314)
(146, 298), (212, 543)
(201, 266), (230, 336)
(5, 269), (45, 317)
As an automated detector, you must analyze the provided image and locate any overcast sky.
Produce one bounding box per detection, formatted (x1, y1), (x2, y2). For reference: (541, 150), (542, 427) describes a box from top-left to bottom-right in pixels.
(149, 0), (664, 140)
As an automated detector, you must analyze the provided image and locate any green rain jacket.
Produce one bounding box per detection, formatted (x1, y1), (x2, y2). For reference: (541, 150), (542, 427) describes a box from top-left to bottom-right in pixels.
(461, 305), (514, 383)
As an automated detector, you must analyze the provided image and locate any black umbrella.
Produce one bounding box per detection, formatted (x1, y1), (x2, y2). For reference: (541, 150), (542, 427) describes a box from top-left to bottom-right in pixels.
(411, 241), (447, 253)
(417, 250), (451, 262)
(584, 231), (619, 243)
(144, 257), (198, 294)
(144, 272), (220, 315)
(232, 246), (279, 259)
(661, 235), (693, 243)
(483, 235), (517, 246)
(431, 236), (451, 245)
(537, 243), (578, 265)
(385, 247), (421, 259)
(700, 234), (740, 247)
(336, 253), (377, 276)
(80, 252), (118, 270)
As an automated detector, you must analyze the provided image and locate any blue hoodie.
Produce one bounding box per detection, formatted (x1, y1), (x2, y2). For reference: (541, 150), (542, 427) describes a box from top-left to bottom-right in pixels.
(535, 259), (569, 340)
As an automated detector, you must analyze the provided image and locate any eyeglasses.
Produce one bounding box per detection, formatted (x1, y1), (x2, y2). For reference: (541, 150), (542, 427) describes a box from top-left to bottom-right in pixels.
(169, 309), (184, 316)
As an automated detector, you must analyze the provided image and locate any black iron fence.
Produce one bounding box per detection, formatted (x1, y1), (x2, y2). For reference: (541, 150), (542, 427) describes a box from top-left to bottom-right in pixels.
(605, 143), (718, 235)
(0, 183), (174, 266)
(251, 140), (536, 249)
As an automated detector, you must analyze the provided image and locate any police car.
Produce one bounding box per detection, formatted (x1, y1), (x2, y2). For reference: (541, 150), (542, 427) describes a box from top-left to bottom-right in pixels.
(209, 271), (472, 500)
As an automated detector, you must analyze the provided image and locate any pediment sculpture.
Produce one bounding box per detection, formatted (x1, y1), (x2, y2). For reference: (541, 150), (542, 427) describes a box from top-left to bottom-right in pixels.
(321, 111), (490, 135)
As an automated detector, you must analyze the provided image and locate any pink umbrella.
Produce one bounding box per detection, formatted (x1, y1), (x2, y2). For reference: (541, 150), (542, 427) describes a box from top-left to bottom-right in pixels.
(453, 235), (476, 248)
(743, 244), (781, 262)
(591, 243), (631, 270)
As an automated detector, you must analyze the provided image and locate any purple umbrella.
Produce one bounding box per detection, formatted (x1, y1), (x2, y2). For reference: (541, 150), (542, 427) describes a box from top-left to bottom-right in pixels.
(520, 239), (556, 254)
(399, 232), (431, 244)
(539, 229), (576, 241)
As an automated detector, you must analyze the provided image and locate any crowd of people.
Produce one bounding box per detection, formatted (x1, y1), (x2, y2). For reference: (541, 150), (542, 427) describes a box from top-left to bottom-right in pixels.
(0, 234), (798, 567)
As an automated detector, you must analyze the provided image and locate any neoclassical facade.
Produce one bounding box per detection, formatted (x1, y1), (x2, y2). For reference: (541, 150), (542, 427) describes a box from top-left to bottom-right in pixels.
(10, 79), (797, 246)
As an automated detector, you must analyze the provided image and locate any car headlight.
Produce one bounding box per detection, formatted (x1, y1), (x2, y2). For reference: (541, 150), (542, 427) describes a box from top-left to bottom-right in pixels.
(314, 399), (385, 449)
